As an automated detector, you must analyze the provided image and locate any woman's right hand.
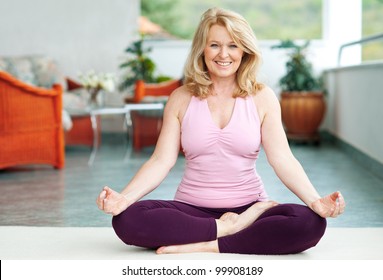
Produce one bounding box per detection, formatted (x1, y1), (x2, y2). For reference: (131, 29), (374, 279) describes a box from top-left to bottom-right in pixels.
(96, 186), (130, 216)
(311, 191), (345, 218)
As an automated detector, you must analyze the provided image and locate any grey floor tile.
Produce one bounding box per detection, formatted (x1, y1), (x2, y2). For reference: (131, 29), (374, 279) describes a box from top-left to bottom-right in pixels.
(0, 141), (382, 227)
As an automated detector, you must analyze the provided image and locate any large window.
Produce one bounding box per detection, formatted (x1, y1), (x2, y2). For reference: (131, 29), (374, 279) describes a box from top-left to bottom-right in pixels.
(142, 0), (322, 40)
(362, 0), (383, 61)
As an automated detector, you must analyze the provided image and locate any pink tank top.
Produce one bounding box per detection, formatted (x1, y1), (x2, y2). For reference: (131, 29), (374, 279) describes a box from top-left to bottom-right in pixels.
(174, 95), (268, 208)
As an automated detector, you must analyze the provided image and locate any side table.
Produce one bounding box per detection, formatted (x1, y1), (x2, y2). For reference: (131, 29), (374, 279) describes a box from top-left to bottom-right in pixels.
(64, 109), (101, 147)
(128, 96), (168, 151)
(88, 103), (164, 165)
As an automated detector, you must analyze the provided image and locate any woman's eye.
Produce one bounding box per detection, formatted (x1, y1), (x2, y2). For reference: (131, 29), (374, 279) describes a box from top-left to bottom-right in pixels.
(210, 43), (219, 48)
(229, 44), (238, 48)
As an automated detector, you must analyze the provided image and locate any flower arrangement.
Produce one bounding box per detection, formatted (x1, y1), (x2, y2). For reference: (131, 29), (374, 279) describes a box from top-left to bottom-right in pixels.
(78, 70), (116, 106)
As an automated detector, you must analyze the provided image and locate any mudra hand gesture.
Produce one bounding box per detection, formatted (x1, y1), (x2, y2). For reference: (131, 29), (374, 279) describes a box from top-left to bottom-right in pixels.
(96, 186), (129, 216)
(311, 191), (345, 218)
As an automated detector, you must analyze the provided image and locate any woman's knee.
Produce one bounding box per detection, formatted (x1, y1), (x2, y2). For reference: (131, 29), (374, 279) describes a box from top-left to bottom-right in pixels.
(112, 202), (148, 246)
(283, 204), (327, 251)
(219, 204), (327, 255)
(261, 203), (327, 252)
(289, 204), (326, 236)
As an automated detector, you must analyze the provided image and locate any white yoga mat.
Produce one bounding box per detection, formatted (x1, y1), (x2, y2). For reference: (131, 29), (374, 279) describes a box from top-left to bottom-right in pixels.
(0, 226), (382, 260)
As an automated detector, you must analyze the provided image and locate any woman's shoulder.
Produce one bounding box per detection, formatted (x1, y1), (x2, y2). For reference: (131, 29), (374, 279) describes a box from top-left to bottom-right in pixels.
(170, 85), (192, 98)
(252, 85), (280, 122)
(253, 85), (279, 106)
(167, 85), (193, 106)
(254, 84), (276, 97)
(165, 85), (193, 117)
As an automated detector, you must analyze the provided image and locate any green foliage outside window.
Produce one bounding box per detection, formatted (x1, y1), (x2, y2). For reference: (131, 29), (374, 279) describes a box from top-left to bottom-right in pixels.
(141, 0), (322, 40)
(141, 0), (382, 61)
(362, 0), (383, 61)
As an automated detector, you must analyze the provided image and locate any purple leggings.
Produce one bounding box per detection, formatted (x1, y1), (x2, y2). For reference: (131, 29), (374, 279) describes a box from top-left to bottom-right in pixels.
(112, 200), (326, 255)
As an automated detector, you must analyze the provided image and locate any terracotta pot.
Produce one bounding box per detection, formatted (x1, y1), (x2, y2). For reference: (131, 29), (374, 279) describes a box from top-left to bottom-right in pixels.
(280, 91), (326, 140)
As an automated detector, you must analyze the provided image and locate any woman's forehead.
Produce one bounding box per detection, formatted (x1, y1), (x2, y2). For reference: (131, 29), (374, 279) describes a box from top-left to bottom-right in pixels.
(207, 25), (234, 41)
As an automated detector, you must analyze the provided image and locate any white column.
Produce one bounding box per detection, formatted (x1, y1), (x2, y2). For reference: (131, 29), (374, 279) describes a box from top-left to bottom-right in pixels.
(323, 0), (362, 66)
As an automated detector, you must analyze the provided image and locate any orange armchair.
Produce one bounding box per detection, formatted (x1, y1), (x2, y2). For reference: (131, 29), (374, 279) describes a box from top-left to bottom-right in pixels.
(126, 79), (182, 151)
(132, 79), (183, 103)
(0, 71), (65, 169)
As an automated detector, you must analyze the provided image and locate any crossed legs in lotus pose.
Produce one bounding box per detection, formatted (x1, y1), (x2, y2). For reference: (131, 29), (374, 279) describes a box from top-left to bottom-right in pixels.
(156, 201), (278, 254)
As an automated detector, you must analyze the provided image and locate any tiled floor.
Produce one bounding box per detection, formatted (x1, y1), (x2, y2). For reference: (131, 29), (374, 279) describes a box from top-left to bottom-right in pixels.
(0, 138), (382, 228)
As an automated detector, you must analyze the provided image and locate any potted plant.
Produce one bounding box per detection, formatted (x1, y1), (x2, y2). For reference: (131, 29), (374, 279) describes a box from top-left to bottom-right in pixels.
(119, 37), (156, 90)
(119, 37), (171, 102)
(272, 40), (326, 143)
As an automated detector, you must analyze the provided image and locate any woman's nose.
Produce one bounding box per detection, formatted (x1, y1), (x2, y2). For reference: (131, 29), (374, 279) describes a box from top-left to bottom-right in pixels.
(219, 46), (229, 58)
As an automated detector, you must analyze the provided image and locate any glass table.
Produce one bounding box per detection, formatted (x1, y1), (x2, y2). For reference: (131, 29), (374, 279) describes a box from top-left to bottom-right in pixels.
(88, 103), (164, 165)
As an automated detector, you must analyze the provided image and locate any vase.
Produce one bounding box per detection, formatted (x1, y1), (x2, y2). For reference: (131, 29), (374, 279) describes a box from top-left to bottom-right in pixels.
(87, 88), (104, 109)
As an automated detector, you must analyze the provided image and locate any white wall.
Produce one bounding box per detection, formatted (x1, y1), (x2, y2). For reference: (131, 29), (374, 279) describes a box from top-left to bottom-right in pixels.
(323, 63), (383, 164)
(0, 0), (139, 82)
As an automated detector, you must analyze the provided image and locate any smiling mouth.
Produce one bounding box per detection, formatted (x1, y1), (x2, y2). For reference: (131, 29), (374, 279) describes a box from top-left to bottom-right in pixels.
(216, 61), (232, 66)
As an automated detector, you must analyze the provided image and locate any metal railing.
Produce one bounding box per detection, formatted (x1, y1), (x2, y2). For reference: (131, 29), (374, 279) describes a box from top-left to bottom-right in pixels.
(337, 32), (383, 66)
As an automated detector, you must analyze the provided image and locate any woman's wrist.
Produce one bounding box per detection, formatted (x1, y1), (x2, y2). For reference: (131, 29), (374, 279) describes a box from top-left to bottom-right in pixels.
(122, 193), (134, 207)
(302, 191), (321, 210)
(122, 189), (142, 208)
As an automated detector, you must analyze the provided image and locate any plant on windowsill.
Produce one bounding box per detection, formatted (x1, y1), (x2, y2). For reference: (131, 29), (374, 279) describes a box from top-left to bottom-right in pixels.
(272, 39), (326, 143)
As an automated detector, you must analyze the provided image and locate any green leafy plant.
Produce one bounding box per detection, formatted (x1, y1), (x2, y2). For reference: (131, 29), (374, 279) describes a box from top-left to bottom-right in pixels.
(119, 38), (172, 92)
(119, 38), (157, 91)
(272, 40), (322, 92)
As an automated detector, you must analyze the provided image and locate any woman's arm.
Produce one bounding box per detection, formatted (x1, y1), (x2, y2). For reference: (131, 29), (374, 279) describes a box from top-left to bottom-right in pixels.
(257, 87), (322, 208)
(97, 88), (190, 215)
(119, 90), (184, 203)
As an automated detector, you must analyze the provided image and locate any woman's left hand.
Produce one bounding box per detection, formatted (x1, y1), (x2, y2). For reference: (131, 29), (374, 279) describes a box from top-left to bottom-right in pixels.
(311, 191), (346, 218)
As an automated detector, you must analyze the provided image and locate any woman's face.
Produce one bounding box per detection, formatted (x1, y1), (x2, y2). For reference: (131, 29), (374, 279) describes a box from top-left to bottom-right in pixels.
(203, 24), (244, 80)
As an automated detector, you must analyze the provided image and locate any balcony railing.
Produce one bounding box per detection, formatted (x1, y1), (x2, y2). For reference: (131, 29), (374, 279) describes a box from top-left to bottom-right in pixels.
(338, 33), (383, 66)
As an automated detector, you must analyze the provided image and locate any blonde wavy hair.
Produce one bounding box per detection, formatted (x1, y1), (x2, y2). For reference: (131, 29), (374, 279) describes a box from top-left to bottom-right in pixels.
(184, 7), (264, 98)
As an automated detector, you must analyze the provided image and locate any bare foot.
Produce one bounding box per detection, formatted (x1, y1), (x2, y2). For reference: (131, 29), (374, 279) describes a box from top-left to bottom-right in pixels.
(156, 201), (278, 255)
(217, 201), (278, 238)
(156, 240), (219, 254)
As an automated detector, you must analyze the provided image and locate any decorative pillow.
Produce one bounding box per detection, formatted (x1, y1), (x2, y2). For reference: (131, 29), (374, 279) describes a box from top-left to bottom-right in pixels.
(0, 55), (66, 90)
(0, 56), (37, 86)
(30, 56), (66, 90)
(0, 58), (7, 70)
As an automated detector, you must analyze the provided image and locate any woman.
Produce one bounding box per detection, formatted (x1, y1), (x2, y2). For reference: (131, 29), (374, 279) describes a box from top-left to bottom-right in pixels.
(96, 7), (345, 255)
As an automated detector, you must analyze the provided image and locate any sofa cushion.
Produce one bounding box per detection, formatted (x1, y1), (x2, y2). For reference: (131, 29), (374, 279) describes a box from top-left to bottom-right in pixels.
(0, 56), (36, 85)
(30, 56), (66, 89)
(0, 55), (66, 90)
